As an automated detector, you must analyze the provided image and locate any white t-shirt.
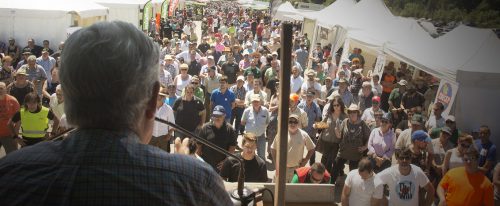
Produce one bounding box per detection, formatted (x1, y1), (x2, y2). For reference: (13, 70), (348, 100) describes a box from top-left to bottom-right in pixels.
(345, 169), (384, 206)
(301, 81), (321, 93)
(153, 104), (175, 137)
(376, 164), (430, 206)
(290, 75), (304, 94)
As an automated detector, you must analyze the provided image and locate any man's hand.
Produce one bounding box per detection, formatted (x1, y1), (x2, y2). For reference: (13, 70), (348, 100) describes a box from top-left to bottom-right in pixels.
(375, 157), (383, 167)
(438, 200), (447, 206)
(300, 158), (308, 167)
(217, 159), (226, 171)
(357, 145), (367, 152)
(14, 136), (25, 147)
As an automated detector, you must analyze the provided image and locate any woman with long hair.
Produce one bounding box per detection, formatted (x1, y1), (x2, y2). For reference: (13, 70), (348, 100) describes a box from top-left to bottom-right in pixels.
(315, 96), (346, 174)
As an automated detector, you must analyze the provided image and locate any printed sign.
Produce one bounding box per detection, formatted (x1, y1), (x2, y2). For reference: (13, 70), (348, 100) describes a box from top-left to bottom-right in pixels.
(373, 53), (386, 81)
(434, 79), (459, 116)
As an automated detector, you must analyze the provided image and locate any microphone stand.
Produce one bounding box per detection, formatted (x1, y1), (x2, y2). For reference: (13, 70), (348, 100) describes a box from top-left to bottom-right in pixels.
(155, 117), (256, 205)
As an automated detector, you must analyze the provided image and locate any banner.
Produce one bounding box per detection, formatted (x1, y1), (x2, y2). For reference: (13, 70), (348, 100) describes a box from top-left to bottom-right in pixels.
(142, 1), (153, 31)
(168, 0), (179, 17)
(434, 80), (459, 117)
(161, 0), (170, 20)
(373, 53), (386, 81)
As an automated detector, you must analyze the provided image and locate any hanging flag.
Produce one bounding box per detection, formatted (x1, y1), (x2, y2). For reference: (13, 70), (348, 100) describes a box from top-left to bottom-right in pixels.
(168, 0), (179, 17)
(142, 0), (153, 31)
(161, 0), (170, 20)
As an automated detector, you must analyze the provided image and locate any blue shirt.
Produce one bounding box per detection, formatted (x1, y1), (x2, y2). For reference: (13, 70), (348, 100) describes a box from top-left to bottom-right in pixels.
(164, 95), (179, 107)
(475, 139), (497, 176)
(211, 88), (236, 119)
(298, 101), (322, 135)
(0, 129), (231, 205)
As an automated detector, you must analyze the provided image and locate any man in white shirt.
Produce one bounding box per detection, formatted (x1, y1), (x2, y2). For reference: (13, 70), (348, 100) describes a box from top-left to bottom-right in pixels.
(301, 70), (321, 99)
(375, 147), (435, 206)
(150, 87), (175, 153)
(290, 66), (303, 94)
(49, 85), (64, 120)
(425, 102), (446, 131)
(341, 158), (384, 205)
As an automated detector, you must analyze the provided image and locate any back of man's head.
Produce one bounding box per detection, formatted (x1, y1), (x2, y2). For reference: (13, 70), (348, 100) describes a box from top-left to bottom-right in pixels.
(310, 162), (326, 175)
(357, 158), (373, 173)
(60, 21), (159, 130)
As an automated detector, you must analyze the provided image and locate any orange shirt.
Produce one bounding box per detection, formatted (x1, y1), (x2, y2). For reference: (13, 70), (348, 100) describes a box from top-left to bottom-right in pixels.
(382, 74), (396, 93)
(439, 167), (494, 206)
(0, 94), (20, 137)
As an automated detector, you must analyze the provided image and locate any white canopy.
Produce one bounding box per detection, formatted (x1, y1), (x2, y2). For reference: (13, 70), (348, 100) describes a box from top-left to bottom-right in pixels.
(0, 0), (107, 18)
(92, 0), (149, 28)
(301, 0), (356, 28)
(274, 2), (299, 21)
(0, 0), (108, 50)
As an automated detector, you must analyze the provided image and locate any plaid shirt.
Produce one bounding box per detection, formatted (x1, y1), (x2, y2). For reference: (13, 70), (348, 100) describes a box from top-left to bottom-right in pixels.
(0, 129), (231, 206)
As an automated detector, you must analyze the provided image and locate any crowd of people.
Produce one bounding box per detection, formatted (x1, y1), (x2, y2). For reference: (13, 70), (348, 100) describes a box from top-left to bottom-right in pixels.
(0, 1), (498, 205)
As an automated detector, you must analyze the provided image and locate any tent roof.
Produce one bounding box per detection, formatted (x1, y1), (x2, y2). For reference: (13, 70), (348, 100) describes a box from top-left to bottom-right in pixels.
(302, 0), (356, 28)
(0, 0), (108, 18)
(274, 2), (299, 20)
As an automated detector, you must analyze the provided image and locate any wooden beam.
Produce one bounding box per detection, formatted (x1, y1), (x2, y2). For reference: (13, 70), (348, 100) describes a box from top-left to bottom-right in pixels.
(274, 22), (293, 206)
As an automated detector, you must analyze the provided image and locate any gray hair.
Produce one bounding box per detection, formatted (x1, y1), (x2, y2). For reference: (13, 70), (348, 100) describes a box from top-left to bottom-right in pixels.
(27, 55), (37, 61)
(60, 21), (159, 130)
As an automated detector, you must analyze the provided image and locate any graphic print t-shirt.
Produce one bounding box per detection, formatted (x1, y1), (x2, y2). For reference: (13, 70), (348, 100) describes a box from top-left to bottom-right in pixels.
(376, 164), (429, 206)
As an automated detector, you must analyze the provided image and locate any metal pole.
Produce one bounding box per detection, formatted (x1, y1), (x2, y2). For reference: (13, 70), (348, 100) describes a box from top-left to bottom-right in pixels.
(274, 22), (292, 206)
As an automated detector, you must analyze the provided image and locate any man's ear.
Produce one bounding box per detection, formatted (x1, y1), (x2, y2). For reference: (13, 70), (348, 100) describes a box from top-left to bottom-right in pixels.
(146, 82), (160, 119)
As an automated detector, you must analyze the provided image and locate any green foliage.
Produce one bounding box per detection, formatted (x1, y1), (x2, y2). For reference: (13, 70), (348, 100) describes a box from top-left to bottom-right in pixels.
(379, 0), (500, 28)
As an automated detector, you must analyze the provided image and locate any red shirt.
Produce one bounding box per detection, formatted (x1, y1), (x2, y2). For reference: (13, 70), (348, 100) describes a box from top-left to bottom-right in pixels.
(256, 24), (264, 37)
(0, 94), (20, 137)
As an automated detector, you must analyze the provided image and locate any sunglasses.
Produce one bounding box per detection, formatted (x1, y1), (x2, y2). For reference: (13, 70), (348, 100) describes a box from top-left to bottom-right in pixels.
(348, 111), (358, 114)
(333, 104), (340, 107)
(460, 143), (471, 148)
(462, 157), (477, 163)
(288, 120), (299, 124)
(191, 82), (199, 85)
(398, 156), (411, 161)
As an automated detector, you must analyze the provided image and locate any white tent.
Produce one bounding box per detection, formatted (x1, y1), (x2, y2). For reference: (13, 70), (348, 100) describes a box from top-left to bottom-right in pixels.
(388, 25), (500, 146)
(93, 0), (149, 28)
(301, 0), (356, 29)
(0, 0), (108, 50)
(274, 2), (299, 21)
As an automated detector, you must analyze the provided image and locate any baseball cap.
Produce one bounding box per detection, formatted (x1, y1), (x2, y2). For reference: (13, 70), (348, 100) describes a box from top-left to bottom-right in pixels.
(372, 96), (381, 103)
(237, 76), (245, 82)
(441, 126), (452, 135)
(381, 113), (392, 123)
(212, 105), (226, 116)
(289, 114), (299, 120)
(362, 81), (371, 87)
(445, 115), (455, 122)
(164, 55), (173, 60)
(397, 80), (408, 86)
(306, 90), (315, 96)
(289, 93), (300, 102)
(15, 69), (27, 76)
(411, 114), (424, 125)
(250, 94), (261, 102)
(41, 48), (50, 53)
(272, 51), (278, 56)
(22, 48), (32, 55)
(338, 78), (348, 84)
(411, 130), (431, 142)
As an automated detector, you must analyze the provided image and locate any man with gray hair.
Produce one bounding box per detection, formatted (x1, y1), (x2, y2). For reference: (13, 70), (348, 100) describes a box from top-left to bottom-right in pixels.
(0, 21), (231, 205)
(18, 55), (47, 97)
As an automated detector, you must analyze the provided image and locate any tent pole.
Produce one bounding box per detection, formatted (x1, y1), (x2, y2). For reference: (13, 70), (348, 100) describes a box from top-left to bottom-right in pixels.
(274, 22), (292, 206)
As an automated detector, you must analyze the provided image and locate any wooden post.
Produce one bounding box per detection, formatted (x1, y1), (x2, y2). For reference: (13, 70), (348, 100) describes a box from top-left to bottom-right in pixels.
(274, 22), (292, 206)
